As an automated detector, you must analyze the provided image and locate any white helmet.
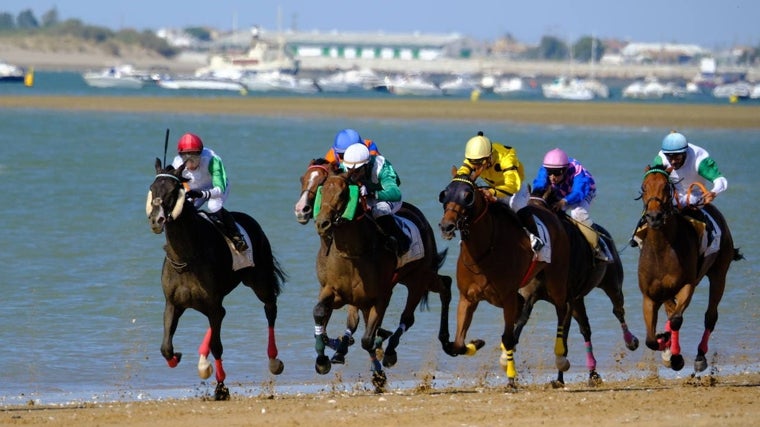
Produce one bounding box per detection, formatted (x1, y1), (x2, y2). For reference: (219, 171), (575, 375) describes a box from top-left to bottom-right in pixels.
(343, 143), (370, 169)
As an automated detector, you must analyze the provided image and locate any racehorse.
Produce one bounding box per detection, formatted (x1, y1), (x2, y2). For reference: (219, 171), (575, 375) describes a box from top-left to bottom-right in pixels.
(438, 169), (572, 389)
(147, 158), (287, 400)
(313, 171), (452, 392)
(637, 164), (742, 372)
(521, 186), (639, 386)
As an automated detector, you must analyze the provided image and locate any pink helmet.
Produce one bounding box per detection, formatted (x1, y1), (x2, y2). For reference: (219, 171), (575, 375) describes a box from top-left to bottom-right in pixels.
(542, 148), (569, 168)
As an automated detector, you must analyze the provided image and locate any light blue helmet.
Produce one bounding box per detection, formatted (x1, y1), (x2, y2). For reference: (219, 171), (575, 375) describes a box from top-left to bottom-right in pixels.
(333, 129), (362, 154)
(661, 131), (688, 154)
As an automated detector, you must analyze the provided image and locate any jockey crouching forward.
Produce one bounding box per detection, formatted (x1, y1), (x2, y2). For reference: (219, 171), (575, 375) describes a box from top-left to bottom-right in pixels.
(172, 132), (248, 252)
(341, 143), (409, 257)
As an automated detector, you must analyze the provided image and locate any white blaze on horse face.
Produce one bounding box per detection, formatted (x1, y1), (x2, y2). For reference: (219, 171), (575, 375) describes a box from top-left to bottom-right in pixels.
(146, 191), (154, 217)
(294, 169), (322, 215)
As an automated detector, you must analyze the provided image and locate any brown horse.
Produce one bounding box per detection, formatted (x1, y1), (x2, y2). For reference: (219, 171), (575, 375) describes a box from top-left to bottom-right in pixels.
(521, 187), (639, 386)
(147, 158), (287, 400)
(637, 164), (742, 371)
(313, 171), (452, 392)
(438, 170), (572, 389)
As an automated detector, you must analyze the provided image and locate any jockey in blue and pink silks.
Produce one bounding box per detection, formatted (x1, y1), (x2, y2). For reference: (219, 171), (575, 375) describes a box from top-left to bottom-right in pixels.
(532, 148), (609, 262)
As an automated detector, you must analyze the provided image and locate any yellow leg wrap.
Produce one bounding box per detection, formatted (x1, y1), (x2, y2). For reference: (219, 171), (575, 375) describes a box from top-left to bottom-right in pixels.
(554, 326), (566, 356)
(504, 349), (516, 379)
(465, 342), (478, 356)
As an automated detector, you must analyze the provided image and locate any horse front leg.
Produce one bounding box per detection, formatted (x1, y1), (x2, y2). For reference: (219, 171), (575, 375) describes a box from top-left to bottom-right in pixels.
(204, 309), (230, 401)
(436, 275), (453, 347)
(331, 305), (358, 365)
(499, 293), (522, 389)
(666, 283), (696, 371)
(313, 291), (335, 375)
(443, 296), (483, 357)
(363, 303), (389, 393)
(599, 277), (639, 351)
(570, 299), (602, 387)
(160, 302), (184, 368)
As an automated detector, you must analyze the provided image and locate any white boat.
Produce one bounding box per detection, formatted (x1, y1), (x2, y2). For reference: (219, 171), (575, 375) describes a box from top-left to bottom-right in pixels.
(157, 77), (247, 92)
(316, 68), (383, 93)
(751, 84), (760, 100)
(0, 60), (25, 82)
(439, 74), (478, 96)
(541, 76), (594, 100)
(82, 65), (144, 89)
(239, 71), (319, 94)
(712, 81), (753, 99)
(581, 78), (609, 98)
(195, 28), (299, 79)
(492, 77), (525, 95)
(386, 74), (442, 96)
(622, 76), (667, 99)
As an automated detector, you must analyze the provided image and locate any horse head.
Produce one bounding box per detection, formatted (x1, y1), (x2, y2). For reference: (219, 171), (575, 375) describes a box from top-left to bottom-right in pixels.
(295, 158), (337, 224)
(147, 157), (189, 234)
(640, 164), (675, 229)
(314, 172), (362, 238)
(438, 170), (486, 241)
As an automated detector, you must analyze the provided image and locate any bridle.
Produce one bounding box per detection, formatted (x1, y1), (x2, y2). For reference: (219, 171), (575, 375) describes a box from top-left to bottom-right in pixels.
(442, 176), (489, 241)
(640, 168), (675, 220)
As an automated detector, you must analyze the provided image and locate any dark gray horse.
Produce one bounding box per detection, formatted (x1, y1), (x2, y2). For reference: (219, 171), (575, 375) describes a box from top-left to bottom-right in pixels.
(147, 158), (286, 400)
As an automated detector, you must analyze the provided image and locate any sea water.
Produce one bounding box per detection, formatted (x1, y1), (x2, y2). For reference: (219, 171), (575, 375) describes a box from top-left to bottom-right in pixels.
(0, 79), (757, 406)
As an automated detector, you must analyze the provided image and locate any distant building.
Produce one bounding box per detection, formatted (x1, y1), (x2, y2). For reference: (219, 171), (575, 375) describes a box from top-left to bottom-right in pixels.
(619, 42), (710, 64)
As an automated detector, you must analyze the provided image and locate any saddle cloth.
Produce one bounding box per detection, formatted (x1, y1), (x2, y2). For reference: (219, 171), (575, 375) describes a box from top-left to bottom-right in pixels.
(198, 212), (255, 271)
(395, 215), (424, 268)
(686, 210), (721, 257)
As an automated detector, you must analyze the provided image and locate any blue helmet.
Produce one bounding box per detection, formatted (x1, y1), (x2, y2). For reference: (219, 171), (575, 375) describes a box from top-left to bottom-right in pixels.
(661, 131), (688, 154)
(333, 129), (362, 154)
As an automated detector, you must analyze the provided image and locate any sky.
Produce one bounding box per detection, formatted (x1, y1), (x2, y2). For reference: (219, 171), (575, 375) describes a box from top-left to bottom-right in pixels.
(11, 1), (759, 48)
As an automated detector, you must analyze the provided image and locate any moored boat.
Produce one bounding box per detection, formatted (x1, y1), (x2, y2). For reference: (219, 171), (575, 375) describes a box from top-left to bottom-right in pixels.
(82, 65), (144, 89)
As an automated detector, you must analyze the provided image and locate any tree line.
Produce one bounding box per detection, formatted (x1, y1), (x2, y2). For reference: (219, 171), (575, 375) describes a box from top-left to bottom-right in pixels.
(0, 7), (178, 58)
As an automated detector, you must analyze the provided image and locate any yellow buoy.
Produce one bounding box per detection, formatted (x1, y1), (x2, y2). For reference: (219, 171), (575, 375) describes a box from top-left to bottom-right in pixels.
(729, 95), (738, 104)
(24, 67), (34, 87)
(470, 89), (481, 102)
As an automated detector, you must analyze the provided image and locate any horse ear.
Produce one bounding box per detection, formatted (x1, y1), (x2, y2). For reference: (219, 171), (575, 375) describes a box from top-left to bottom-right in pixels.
(155, 157), (163, 173)
(644, 165), (651, 172)
(450, 165), (457, 177)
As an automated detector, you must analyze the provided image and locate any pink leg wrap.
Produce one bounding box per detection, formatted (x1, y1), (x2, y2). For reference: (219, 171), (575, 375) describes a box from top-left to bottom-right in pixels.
(215, 359), (226, 383)
(621, 323), (635, 345)
(198, 328), (212, 357)
(670, 330), (681, 356)
(585, 341), (597, 371)
(267, 326), (278, 359)
(698, 329), (711, 354)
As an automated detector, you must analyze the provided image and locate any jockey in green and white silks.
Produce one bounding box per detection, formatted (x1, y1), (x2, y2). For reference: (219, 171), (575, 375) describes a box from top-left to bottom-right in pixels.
(341, 143), (408, 256)
(653, 131), (727, 206)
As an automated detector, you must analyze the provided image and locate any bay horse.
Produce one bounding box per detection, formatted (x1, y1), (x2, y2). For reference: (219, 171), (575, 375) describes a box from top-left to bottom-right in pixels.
(313, 171), (452, 392)
(438, 169), (572, 389)
(147, 158), (287, 400)
(637, 164), (742, 372)
(520, 187), (639, 386)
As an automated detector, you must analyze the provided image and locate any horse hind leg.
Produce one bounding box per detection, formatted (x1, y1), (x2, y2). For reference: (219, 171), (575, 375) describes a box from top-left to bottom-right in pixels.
(330, 305), (358, 365)
(599, 270), (640, 352)
(571, 300), (603, 387)
(695, 271), (727, 373)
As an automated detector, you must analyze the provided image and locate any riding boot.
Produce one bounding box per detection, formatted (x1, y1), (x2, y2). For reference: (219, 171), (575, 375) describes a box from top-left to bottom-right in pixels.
(376, 215), (409, 257)
(629, 216), (647, 248)
(211, 208), (248, 252)
(683, 208), (714, 247)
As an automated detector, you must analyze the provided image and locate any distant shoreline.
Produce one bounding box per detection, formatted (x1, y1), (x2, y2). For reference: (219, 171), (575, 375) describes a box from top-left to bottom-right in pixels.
(2, 96), (759, 129)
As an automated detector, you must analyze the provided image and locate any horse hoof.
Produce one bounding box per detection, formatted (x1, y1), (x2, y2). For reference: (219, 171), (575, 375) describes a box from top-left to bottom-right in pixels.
(588, 371), (603, 387)
(198, 358), (213, 380)
(670, 354), (685, 371)
(556, 356), (570, 372)
(382, 350), (398, 368)
(330, 353), (346, 364)
(661, 348), (672, 368)
(372, 370), (387, 393)
(627, 336), (640, 351)
(550, 379), (564, 389)
(315, 355), (331, 375)
(694, 355), (708, 373)
(269, 358), (284, 375)
(214, 382), (230, 401)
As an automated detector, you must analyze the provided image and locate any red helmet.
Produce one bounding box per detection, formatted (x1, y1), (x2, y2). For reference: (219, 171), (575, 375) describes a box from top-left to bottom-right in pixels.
(177, 133), (203, 153)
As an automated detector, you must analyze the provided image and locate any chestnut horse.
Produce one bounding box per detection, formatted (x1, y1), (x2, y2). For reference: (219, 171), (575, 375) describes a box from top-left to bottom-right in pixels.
(147, 158), (286, 400)
(520, 187), (639, 386)
(637, 164), (742, 372)
(313, 171), (452, 392)
(438, 170), (572, 389)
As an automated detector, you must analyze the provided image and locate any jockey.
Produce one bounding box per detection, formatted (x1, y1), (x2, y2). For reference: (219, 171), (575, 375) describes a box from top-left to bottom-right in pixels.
(324, 128), (380, 166)
(631, 130), (727, 247)
(171, 132), (247, 252)
(341, 143), (409, 256)
(533, 148), (609, 262)
(456, 131), (529, 210)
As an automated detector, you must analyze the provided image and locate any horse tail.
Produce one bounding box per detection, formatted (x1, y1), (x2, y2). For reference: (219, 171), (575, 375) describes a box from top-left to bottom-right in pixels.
(269, 254), (287, 297)
(435, 247), (449, 272)
(733, 248), (744, 261)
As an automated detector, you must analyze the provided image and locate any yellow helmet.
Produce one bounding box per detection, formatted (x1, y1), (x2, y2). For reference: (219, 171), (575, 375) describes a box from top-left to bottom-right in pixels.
(465, 132), (492, 161)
